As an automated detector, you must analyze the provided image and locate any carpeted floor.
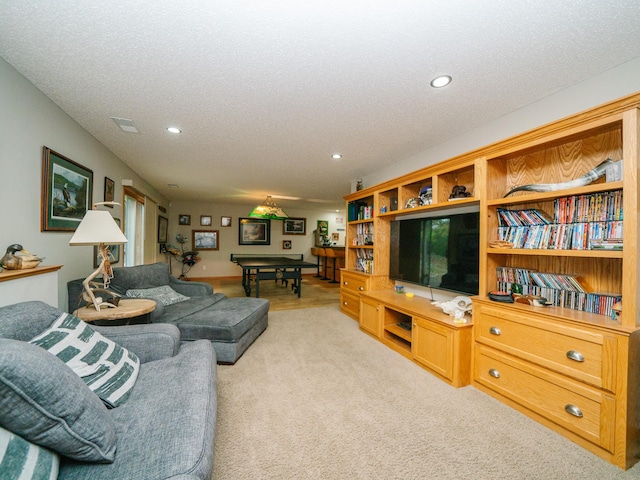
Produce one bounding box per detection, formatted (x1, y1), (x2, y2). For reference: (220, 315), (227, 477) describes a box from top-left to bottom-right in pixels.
(213, 306), (640, 479)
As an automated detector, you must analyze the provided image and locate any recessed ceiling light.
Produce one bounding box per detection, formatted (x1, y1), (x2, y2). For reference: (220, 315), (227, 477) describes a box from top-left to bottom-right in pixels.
(332, 153), (342, 159)
(166, 127), (182, 134)
(430, 75), (452, 88)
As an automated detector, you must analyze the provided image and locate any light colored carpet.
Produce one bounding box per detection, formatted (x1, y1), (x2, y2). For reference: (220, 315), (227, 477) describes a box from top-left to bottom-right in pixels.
(213, 306), (640, 479)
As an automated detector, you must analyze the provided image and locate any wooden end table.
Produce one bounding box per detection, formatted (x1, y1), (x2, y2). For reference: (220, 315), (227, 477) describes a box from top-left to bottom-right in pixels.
(73, 298), (156, 326)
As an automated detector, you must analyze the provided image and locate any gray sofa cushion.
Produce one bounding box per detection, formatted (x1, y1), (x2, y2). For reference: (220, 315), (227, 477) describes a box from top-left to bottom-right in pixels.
(110, 262), (172, 291)
(58, 340), (217, 480)
(125, 285), (189, 305)
(152, 294), (227, 324)
(176, 297), (270, 342)
(0, 339), (117, 463)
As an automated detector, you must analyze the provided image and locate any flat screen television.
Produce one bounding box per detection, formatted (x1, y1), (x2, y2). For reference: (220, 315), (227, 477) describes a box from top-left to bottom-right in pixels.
(389, 212), (479, 296)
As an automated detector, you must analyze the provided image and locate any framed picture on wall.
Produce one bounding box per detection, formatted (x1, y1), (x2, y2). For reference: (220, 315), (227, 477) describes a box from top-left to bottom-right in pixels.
(41, 146), (93, 231)
(158, 216), (168, 243)
(192, 230), (219, 250)
(179, 214), (191, 225)
(283, 217), (306, 235)
(104, 177), (115, 207)
(221, 216), (232, 227)
(282, 240), (292, 250)
(200, 215), (212, 226)
(238, 218), (270, 245)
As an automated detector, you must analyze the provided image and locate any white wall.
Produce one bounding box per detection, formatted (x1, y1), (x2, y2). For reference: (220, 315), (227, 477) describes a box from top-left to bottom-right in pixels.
(363, 57), (640, 189)
(167, 201), (346, 278)
(0, 57), (168, 309)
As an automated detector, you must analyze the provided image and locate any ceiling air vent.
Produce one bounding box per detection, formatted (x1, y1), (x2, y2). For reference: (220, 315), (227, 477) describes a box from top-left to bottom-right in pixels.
(111, 117), (140, 133)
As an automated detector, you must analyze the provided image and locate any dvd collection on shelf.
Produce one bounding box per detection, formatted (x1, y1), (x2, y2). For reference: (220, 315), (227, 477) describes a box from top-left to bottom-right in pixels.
(496, 266), (621, 318)
(496, 190), (623, 250)
(353, 223), (374, 246)
(355, 250), (374, 274)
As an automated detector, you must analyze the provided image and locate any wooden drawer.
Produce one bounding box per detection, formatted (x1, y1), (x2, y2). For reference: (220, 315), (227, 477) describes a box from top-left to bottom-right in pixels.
(340, 271), (369, 294)
(340, 290), (360, 320)
(475, 345), (615, 452)
(474, 305), (617, 392)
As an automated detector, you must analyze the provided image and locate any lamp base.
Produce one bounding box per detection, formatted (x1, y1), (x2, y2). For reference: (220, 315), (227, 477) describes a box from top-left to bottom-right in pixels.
(82, 244), (119, 312)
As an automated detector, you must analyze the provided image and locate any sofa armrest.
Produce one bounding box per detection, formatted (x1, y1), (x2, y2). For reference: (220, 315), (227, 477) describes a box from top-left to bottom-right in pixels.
(92, 323), (181, 363)
(169, 277), (214, 297)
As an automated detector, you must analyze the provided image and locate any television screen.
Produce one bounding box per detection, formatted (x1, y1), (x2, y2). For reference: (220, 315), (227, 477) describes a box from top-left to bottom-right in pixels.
(389, 212), (479, 295)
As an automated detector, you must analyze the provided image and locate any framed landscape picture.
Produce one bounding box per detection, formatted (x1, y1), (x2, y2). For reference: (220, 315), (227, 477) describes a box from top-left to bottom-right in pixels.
(41, 146), (93, 231)
(238, 218), (270, 245)
(193, 230), (219, 250)
(283, 217), (306, 235)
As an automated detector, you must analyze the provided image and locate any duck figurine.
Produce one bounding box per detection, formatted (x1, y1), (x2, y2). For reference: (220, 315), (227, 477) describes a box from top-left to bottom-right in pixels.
(1, 244), (45, 270)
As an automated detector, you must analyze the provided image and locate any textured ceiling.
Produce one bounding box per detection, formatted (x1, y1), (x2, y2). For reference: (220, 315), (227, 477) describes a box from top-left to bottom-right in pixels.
(1, 1), (640, 212)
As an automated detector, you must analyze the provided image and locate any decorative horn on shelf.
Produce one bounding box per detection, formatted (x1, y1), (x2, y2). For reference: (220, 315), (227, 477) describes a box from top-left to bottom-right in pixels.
(503, 158), (616, 197)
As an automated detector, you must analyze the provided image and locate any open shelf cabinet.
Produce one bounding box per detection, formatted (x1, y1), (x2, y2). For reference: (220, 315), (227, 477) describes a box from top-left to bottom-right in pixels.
(342, 92), (640, 469)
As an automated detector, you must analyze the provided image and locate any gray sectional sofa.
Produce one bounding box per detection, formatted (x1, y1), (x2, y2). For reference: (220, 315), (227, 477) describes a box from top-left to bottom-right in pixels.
(0, 300), (217, 480)
(68, 262), (269, 364)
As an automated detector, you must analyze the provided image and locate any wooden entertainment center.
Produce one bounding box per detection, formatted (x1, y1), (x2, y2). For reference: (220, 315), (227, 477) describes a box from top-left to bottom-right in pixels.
(341, 92), (640, 470)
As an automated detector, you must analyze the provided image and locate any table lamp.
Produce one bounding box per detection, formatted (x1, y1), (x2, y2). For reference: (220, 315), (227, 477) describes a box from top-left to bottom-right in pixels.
(69, 202), (128, 311)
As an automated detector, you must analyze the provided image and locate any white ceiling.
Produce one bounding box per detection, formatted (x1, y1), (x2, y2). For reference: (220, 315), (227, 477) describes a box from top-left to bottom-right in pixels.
(2, 1), (640, 212)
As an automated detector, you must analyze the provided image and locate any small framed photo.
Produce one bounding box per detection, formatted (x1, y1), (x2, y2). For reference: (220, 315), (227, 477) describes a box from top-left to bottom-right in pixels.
(239, 218), (270, 245)
(104, 177), (115, 207)
(282, 240), (292, 250)
(179, 214), (191, 225)
(221, 216), (232, 227)
(192, 230), (219, 250)
(283, 217), (306, 235)
(200, 215), (212, 226)
(158, 216), (168, 243)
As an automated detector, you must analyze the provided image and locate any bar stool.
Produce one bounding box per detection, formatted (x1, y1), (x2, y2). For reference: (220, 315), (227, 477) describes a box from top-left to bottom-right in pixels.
(310, 247), (325, 278)
(333, 249), (345, 283)
(324, 248), (340, 283)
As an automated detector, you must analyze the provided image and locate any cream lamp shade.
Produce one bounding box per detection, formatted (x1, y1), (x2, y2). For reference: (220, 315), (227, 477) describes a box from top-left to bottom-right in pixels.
(69, 210), (128, 246)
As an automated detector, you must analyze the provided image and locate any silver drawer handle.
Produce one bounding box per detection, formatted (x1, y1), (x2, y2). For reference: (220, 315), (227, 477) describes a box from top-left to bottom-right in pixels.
(564, 404), (583, 418)
(566, 350), (585, 362)
(489, 326), (502, 336)
(343, 281), (348, 286)
(343, 301), (347, 306)
(488, 369), (500, 378)
(359, 286), (364, 291)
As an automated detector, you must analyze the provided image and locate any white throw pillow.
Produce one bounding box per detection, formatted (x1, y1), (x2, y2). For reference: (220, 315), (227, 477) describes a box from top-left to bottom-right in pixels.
(125, 285), (189, 306)
(0, 426), (59, 480)
(29, 313), (140, 408)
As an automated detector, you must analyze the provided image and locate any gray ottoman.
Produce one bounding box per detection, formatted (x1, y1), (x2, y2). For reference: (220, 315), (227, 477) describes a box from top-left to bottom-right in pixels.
(175, 297), (269, 364)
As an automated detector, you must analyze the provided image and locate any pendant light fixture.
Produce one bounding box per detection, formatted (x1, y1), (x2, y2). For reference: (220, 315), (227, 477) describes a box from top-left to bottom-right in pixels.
(248, 195), (289, 220)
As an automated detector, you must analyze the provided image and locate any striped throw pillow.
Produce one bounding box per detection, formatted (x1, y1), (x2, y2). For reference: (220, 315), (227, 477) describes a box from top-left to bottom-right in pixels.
(29, 313), (140, 408)
(0, 426), (59, 480)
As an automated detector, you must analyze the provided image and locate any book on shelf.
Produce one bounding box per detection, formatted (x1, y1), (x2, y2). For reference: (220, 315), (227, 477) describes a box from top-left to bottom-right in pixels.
(495, 266), (619, 317)
(355, 249), (374, 274)
(495, 191), (623, 250)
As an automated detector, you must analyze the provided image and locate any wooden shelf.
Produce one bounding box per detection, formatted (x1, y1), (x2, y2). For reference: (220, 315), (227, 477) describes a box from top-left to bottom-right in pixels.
(0, 265), (62, 283)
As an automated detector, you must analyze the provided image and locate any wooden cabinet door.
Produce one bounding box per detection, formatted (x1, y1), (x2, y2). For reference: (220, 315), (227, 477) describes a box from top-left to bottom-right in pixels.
(359, 296), (381, 338)
(412, 317), (454, 382)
